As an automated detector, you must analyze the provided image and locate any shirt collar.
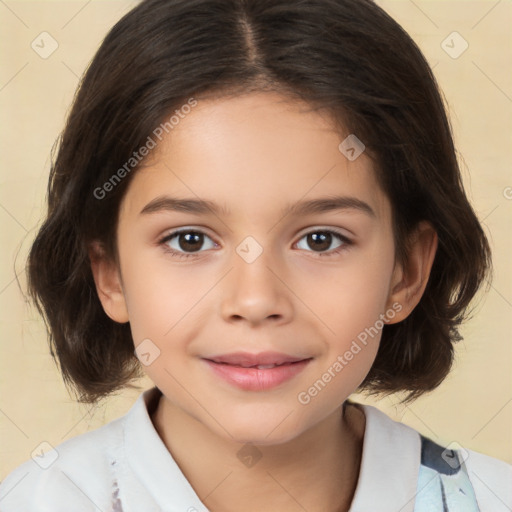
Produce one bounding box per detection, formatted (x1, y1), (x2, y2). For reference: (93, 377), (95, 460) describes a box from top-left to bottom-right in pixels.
(348, 404), (421, 512)
(124, 387), (209, 511)
(124, 387), (421, 512)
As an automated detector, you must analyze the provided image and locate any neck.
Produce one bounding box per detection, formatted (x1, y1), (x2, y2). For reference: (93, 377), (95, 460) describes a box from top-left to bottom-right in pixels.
(152, 394), (365, 512)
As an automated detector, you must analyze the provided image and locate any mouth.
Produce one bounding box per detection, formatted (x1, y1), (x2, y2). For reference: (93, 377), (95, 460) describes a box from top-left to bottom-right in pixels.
(206, 351), (310, 367)
(202, 352), (313, 391)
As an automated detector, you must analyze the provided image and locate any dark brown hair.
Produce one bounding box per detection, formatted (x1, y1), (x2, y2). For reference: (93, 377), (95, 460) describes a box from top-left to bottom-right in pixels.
(27, 0), (491, 403)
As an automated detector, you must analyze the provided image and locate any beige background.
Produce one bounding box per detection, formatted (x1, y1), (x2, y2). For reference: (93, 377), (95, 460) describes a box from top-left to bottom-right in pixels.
(1, 0), (511, 480)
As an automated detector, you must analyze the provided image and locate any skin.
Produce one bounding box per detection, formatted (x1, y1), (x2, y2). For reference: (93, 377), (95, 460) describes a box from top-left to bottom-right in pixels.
(90, 91), (438, 512)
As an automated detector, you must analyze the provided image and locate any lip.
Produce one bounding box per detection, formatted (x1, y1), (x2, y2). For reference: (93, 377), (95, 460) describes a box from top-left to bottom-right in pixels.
(203, 351), (312, 391)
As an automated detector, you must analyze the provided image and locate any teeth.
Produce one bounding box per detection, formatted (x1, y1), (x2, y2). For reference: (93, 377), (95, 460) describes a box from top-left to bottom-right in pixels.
(256, 364), (276, 369)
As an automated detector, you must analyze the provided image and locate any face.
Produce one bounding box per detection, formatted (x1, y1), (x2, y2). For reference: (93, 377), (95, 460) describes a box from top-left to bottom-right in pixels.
(99, 91), (409, 445)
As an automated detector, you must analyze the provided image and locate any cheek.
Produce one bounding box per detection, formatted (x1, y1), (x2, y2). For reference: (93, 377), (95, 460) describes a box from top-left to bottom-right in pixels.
(119, 244), (209, 345)
(120, 252), (209, 392)
(306, 238), (396, 390)
(311, 240), (395, 339)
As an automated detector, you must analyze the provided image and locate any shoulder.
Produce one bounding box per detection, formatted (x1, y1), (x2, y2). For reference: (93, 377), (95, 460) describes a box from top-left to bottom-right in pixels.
(465, 446), (512, 511)
(0, 412), (126, 512)
(351, 402), (512, 511)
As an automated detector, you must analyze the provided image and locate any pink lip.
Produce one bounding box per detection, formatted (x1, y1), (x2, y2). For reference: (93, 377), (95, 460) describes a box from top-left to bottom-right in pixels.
(203, 351), (312, 391)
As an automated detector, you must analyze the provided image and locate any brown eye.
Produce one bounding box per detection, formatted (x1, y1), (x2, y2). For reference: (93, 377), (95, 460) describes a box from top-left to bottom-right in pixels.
(177, 232), (204, 252)
(161, 230), (217, 256)
(306, 232), (332, 252)
(296, 230), (351, 255)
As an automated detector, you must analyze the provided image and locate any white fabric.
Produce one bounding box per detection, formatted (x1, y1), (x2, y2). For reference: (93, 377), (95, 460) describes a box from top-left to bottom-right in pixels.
(1, 387), (510, 511)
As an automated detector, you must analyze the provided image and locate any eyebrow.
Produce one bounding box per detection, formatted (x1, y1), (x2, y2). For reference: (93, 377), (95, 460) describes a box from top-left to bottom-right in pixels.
(140, 195), (376, 219)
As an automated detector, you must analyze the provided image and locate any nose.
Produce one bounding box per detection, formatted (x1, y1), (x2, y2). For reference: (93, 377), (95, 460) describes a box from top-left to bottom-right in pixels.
(220, 248), (294, 327)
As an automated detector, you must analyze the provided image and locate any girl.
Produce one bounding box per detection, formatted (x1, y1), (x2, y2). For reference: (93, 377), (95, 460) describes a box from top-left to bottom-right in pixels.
(1, 0), (510, 510)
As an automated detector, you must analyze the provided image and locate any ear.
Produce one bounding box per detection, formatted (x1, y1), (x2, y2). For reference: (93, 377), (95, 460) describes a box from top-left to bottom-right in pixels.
(88, 241), (129, 323)
(385, 221), (438, 324)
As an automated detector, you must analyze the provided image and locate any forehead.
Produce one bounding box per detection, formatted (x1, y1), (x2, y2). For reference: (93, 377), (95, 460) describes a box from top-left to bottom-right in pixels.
(120, 92), (390, 223)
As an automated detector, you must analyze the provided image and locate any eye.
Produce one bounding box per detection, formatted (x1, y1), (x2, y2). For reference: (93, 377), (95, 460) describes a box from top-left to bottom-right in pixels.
(159, 229), (217, 258)
(295, 230), (352, 256)
(159, 228), (352, 260)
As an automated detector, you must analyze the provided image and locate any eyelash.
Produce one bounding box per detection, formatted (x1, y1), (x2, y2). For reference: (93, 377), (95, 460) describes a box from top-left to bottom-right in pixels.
(158, 228), (353, 260)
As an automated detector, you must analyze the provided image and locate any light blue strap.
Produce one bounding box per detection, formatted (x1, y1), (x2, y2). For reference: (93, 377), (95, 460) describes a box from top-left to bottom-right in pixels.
(413, 437), (480, 512)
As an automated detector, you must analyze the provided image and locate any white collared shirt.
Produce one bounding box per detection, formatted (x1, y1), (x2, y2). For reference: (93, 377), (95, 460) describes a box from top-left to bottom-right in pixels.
(1, 387), (510, 511)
